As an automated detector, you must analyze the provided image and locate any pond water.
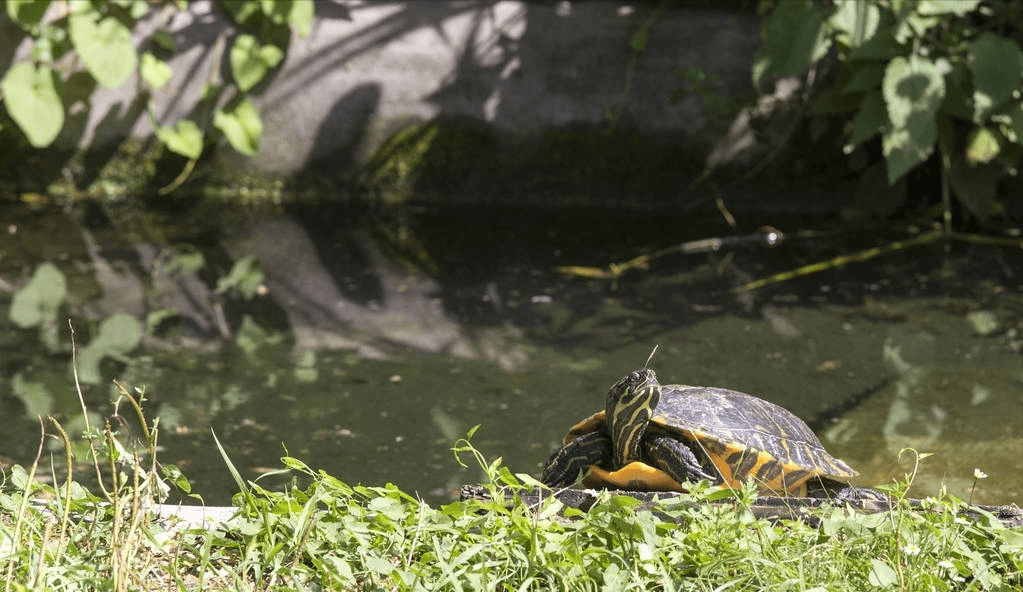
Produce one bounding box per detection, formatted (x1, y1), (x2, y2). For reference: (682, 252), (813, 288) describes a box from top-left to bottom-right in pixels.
(0, 201), (1020, 507)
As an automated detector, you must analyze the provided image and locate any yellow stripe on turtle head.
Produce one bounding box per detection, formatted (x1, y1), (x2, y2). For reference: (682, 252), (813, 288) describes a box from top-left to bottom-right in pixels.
(606, 368), (661, 468)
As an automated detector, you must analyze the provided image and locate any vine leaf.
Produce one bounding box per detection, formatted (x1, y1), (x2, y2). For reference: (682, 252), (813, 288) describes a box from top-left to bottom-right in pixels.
(6, 0), (51, 29)
(230, 34), (283, 92)
(140, 52), (173, 89)
(882, 55), (945, 183)
(752, 1), (833, 92)
(967, 32), (1023, 122)
(68, 7), (137, 88)
(0, 62), (64, 147)
(156, 119), (203, 159)
(949, 155), (999, 220)
(214, 99), (263, 156)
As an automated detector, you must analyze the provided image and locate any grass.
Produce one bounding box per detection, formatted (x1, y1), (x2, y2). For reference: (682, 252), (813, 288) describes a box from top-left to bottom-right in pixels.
(1, 390), (1021, 591)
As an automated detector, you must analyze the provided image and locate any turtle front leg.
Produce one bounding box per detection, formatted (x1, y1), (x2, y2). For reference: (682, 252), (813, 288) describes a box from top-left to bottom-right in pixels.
(643, 434), (717, 485)
(541, 432), (612, 488)
(808, 478), (889, 502)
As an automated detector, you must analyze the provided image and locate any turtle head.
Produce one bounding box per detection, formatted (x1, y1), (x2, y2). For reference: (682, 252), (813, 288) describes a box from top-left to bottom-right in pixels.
(605, 368), (661, 468)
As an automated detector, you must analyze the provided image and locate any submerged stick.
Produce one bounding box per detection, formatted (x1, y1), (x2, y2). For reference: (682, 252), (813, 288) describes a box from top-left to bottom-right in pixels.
(736, 229), (943, 292)
(556, 227), (785, 282)
(556, 225), (1023, 292)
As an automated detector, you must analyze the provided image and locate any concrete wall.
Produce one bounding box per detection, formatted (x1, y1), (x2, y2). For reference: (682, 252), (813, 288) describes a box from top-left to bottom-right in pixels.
(3, 1), (761, 175)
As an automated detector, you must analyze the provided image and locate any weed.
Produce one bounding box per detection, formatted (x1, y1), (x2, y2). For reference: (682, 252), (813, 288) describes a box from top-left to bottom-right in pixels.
(1, 387), (1020, 591)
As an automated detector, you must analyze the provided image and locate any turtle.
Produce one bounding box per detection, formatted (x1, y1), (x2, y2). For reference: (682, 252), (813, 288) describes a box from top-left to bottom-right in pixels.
(541, 366), (876, 499)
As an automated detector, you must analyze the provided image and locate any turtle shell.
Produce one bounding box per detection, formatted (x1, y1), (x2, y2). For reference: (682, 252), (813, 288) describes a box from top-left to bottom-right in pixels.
(560, 384), (856, 495)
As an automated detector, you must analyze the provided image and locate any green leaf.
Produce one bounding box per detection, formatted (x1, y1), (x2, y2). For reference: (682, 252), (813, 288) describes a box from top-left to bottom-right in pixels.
(260, 0), (287, 23)
(847, 7), (901, 61)
(156, 119), (203, 159)
(967, 33), (1023, 121)
(810, 87), (865, 115)
(160, 463), (192, 495)
(0, 62), (64, 147)
(128, 0), (150, 19)
(895, 11), (938, 44)
(365, 554), (395, 576)
(235, 315), (283, 356)
(216, 255), (263, 299)
(997, 527), (1023, 552)
(917, 0), (981, 15)
(949, 153), (999, 220)
(9, 262), (66, 329)
(145, 308), (178, 335)
(830, 0), (880, 49)
(256, 0), (313, 35)
(220, 0), (261, 25)
(848, 90), (887, 149)
(68, 8), (138, 88)
(994, 141), (1022, 174)
(939, 62), (975, 120)
(965, 126), (1000, 165)
(992, 102), (1023, 145)
(230, 34), (284, 92)
(163, 251), (205, 275)
(935, 112), (958, 157)
(211, 428), (254, 506)
(882, 55), (945, 182)
(286, 0), (314, 38)
(213, 98), (263, 156)
(753, 1), (834, 92)
(151, 30), (177, 52)
(200, 82), (223, 101)
(75, 313), (142, 384)
(30, 27), (69, 64)
(7, 0), (51, 29)
(868, 559), (899, 588)
(140, 52), (173, 89)
(841, 61), (886, 94)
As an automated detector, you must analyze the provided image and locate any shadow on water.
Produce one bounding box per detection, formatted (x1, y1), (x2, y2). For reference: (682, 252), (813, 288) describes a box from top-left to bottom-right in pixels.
(0, 201), (1020, 506)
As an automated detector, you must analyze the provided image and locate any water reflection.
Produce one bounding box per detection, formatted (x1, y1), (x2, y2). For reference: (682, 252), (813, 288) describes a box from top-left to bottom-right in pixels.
(0, 204), (1019, 507)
